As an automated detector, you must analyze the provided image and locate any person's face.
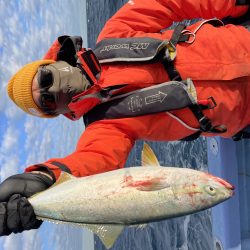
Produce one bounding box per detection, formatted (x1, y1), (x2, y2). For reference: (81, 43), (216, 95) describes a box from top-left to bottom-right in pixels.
(32, 72), (71, 115)
(32, 61), (90, 116)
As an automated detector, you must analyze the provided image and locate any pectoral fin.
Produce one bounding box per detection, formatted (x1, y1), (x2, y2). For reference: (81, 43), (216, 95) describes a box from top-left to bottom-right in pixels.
(141, 143), (160, 167)
(124, 174), (170, 191)
(134, 177), (171, 191)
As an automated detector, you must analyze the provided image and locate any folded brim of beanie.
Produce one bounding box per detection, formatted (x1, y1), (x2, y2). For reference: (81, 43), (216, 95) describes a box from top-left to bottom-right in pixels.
(7, 59), (58, 118)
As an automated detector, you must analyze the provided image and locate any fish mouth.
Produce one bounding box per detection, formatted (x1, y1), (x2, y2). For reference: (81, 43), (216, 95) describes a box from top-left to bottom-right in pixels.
(214, 176), (235, 191)
(206, 173), (235, 191)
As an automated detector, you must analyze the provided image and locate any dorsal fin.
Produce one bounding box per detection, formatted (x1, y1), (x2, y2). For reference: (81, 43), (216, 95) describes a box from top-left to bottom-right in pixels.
(141, 143), (160, 167)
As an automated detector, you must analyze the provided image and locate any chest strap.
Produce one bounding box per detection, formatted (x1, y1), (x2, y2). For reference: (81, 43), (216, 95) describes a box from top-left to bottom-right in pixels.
(223, 7), (250, 31)
(162, 22), (227, 140)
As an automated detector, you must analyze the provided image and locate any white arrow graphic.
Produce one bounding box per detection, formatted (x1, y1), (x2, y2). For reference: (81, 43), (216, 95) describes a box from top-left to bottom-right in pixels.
(145, 91), (168, 104)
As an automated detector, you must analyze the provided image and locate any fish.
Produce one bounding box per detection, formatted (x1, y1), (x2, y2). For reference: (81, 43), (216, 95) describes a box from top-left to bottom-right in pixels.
(28, 143), (234, 249)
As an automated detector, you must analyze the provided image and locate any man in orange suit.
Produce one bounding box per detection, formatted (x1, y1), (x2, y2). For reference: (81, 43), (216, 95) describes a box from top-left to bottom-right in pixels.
(1, 0), (250, 235)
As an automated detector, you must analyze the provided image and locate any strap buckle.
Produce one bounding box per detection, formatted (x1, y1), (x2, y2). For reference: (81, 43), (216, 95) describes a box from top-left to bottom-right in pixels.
(199, 116), (227, 134)
(207, 96), (217, 109)
(198, 96), (217, 110)
(190, 104), (227, 134)
(199, 116), (212, 132)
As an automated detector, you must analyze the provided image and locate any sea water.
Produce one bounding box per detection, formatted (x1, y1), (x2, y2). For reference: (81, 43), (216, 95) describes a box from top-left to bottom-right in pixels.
(87, 1), (213, 249)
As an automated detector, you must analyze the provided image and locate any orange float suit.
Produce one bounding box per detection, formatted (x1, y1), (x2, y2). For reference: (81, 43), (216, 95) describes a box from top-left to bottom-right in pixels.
(26, 0), (250, 180)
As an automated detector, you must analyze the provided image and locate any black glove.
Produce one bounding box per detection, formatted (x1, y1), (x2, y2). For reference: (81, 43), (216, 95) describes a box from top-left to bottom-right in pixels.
(0, 172), (54, 236)
(57, 35), (83, 66)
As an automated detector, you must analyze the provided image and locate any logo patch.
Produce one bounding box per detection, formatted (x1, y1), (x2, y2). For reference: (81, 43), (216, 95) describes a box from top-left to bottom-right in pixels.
(59, 66), (72, 72)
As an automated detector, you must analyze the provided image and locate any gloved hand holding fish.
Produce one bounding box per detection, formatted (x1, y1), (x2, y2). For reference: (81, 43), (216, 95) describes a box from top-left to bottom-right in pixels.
(0, 144), (234, 249)
(0, 171), (54, 236)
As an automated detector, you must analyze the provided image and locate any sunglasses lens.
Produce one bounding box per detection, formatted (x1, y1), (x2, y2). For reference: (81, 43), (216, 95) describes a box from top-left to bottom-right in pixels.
(38, 66), (53, 89)
(40, 93), (56, 114)
(37, 66), (56, 114)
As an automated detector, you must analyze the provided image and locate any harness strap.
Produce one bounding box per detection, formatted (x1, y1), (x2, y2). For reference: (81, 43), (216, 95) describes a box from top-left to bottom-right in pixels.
(236, 0), (250, 5)
(170, 23), (189, 46)
(165, 22), (227, 139)
(232, 125), (250, 141)
(162, 23), (187, 81)
(223, 7), (250, 31)
(189, 105), (227, 133)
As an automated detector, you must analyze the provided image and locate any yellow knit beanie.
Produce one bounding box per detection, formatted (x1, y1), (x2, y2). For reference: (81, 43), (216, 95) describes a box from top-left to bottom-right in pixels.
(7, 59), (58, 118)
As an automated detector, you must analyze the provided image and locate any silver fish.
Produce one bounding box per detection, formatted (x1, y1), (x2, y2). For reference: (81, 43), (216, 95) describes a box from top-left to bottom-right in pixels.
(28, 143), (234, 249)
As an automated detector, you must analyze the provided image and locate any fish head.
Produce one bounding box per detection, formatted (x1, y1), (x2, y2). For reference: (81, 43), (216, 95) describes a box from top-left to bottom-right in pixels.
(200, 172), (234, 203)
(179, 172), (235, 211)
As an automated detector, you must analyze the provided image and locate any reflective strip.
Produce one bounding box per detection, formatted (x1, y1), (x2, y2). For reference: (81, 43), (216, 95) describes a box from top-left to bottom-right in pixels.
(166, 112), (200, 131)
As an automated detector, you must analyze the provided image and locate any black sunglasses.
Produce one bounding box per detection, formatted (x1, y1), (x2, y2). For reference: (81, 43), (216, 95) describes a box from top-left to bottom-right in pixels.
(37, 66), (57, 114)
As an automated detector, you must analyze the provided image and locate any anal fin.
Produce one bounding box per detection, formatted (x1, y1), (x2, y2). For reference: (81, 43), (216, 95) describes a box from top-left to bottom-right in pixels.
(86, 224), (124, 249)
(37, 216), (124, 249)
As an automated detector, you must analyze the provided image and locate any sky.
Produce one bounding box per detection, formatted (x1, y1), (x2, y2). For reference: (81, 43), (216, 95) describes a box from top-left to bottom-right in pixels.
(0, 1), (93, 249)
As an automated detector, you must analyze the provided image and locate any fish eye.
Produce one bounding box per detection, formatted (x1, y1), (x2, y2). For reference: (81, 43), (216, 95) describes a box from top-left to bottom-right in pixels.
(205, 185), (217, 196)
